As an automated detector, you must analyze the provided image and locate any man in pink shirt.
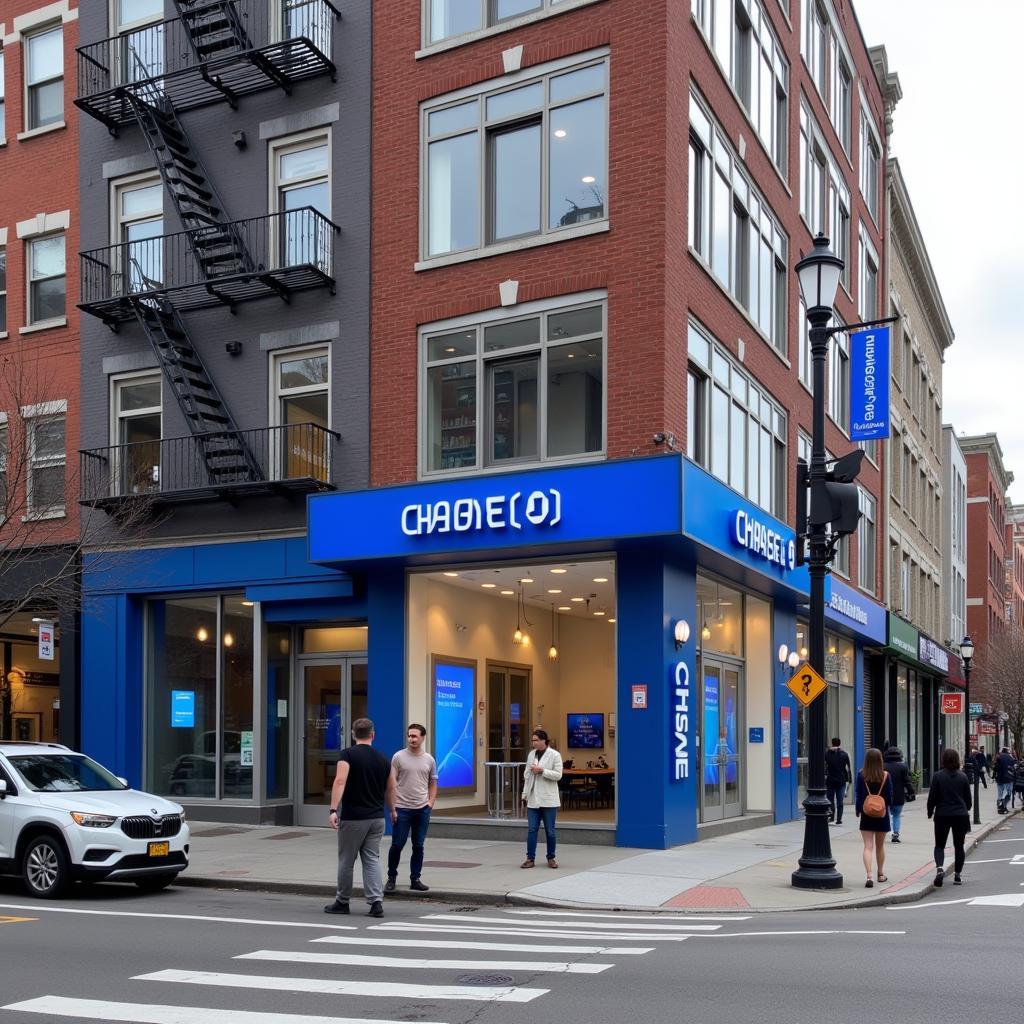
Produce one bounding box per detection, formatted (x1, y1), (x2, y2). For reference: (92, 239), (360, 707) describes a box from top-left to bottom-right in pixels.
(385, 723), (438, 893)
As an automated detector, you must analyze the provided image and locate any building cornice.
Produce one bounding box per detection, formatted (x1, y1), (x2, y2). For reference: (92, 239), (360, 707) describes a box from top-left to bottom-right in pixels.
(960, 433), (1015, 493)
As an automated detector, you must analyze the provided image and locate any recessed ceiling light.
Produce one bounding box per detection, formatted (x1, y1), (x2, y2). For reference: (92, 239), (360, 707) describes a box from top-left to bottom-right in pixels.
(481, 583), (497, 589)
(558, 606), (571, 611)
(519, 577), (534, 584)
(241, 600), (254, 607)
(444, 347), (456, 353)
(550, 568), (567, 574)
(500, 590), (514, 595)
(547, 589), (562, 594)
(554, 129), (567, 138)
(593, 577), (609, 583)
(443, 572), (459, 577)
(593, 610), (606, 616)
(608, 618), (616, 623)
(571, 597), (584, 603)
(581, 175), (596, 184)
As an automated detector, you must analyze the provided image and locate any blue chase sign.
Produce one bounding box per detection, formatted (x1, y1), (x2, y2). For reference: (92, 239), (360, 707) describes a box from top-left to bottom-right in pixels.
(308, 456), (684, 564)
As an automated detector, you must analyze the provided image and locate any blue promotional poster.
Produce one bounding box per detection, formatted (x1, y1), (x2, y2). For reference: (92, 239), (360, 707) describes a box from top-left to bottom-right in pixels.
(433, 660), (476, 791)
(703, 672), (719, 785)
(171, 690), (195, 729)
(849, 325), (891, 440)
(566, 713), (605, 749)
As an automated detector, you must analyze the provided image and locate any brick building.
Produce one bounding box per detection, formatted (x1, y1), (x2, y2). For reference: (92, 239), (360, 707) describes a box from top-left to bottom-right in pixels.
(1005, 504), (1024, 630)
(0, 0), (80, 744)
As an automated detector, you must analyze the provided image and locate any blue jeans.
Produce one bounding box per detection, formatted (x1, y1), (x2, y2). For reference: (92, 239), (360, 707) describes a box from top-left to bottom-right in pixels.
(827, 783), (846, 822)
(527, 806), (557, 861)
(891, 804), (903, 835)
(998, 782), (1013, 806)
(387, 806), (431, 881)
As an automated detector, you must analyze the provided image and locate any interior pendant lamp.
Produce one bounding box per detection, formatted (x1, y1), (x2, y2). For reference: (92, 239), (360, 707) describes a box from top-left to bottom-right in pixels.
(513, 585), (526, 646)
(548, 604), (559, 661)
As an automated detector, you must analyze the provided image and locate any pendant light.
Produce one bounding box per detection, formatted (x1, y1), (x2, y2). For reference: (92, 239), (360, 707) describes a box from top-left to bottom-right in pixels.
(548, 603), (559, 661)
(513, 585), (524, 646)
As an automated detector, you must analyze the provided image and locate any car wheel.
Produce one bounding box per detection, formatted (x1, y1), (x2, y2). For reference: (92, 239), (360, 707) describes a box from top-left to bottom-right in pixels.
(134, 873), (178, 892)
(22, 835), (70, 899)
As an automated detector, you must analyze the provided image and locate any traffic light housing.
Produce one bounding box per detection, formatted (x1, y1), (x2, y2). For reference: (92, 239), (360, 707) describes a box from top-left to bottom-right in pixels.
(796, 450), (865, 566)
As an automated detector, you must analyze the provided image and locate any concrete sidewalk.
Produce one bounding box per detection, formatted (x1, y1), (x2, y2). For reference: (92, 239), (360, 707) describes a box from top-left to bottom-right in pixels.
(182, 799), (1019, 913)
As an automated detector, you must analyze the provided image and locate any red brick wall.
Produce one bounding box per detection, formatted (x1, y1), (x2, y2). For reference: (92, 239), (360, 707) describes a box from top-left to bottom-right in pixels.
(964, 451), (1006, 659)
(0, 1), (80, 547)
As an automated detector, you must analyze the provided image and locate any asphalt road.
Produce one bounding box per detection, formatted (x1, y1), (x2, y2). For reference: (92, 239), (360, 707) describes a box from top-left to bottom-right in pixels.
(2, 815), (1023, 1024)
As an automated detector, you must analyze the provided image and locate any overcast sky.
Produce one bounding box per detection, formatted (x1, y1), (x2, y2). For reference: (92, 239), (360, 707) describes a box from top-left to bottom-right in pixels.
(853, 1), (1024, 499)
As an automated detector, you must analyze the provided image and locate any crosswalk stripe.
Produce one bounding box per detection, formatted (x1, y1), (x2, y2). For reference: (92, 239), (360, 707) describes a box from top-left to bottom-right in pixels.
(370, 923), (690, 942)
(419, 914), (721, 932)
(504, 909), (751, 923)
(136, 969), (549, 1004)
(1, 995), (448, 1024)
(238, 949), (612, 974)
(311, 935), (653, 955)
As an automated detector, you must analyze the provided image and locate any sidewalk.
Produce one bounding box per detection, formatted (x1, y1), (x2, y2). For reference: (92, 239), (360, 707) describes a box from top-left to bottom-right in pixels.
(182, 798), (1018, 913)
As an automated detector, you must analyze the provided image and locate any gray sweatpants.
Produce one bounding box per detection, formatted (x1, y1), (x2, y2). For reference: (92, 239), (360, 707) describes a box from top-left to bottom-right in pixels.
(336, 817), (385, 905)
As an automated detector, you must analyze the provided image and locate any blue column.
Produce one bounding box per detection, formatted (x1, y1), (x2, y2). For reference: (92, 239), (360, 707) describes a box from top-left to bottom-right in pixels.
(854, 643), (866, 771)
(615, 543), (697, 849)
(773, 599), (800, 823)
(366, 567), (406, 772)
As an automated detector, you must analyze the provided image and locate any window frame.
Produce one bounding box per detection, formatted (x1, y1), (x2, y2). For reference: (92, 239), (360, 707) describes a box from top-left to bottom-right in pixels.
(270, 344), (332, 431)
(0, 245), (6, 335)
(827, 326), (849, 433)
(269, 128), (333, 219)
(0, 47), (6, 141)
(26, 411), (66, 518)
(109, 371), (163, 497)
(111, 171), (164, 295)
(859, 94), (882, 224)
(23, 23), (64, 133)
(857, 486), (876, 594)
(419, 294), (608, 479)
(858, 223), (879, 322)
(111, 0), (165, 34)
(420, 52), (609, 262)
(26, 233), (66, 327)
(422, 0), (583, 49)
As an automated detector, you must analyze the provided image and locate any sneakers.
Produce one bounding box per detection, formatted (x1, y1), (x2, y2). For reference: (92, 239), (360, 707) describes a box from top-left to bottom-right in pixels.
(520, 859), (535, 869)
(892, 833), (901, 843)
(410, 878), (430, 892)
(324, 899), (350, 915)
(934, 867), (944, 888)
(368, 901), (384, 918)
(547, 857), (559, 869)
(953, 874), (963, 886)
(383, 878), (396, 894)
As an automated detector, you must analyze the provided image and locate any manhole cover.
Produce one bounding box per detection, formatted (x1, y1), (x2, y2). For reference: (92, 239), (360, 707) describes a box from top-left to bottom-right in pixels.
(448, 906), (480, 913)
(456, 974), (514, 986)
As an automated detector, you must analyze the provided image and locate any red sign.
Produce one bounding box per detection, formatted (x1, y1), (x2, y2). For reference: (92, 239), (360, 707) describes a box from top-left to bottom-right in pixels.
(979, 721), (998, 735)
(941, 693), (965, 715)
(631, 685), (648, 709)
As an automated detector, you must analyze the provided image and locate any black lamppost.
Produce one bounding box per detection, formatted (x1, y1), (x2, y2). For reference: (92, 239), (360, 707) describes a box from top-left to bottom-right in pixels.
(959, 635), (980, 825)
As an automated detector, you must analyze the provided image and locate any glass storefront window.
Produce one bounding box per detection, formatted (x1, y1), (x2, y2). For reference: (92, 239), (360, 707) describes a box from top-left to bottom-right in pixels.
(697, 577), (743, 657)
(895, 665), (909, 754)
(825, 634), (854, 764)
(266, 625), (291, 801)
(222, 598), (254, 799)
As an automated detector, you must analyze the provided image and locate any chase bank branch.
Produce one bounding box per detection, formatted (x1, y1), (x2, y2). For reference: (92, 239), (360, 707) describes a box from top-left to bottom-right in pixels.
(81, 454), (885, 849)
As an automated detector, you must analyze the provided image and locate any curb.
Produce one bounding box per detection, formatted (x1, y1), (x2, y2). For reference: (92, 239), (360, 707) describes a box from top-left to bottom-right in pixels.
(177, 808), (1018, 915)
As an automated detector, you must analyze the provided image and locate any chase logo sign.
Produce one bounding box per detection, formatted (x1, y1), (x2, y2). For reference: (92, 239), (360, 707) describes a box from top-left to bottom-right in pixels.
(402, 489), (562, 537)
(732, 510), (796, 572)
(672, 661), (691, 781)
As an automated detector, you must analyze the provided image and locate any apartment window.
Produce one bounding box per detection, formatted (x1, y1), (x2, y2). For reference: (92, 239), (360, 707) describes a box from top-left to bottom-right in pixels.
(829, 42), (852, 152)
(112, 374), (162, 496)
(693, 0), (788, 171)
(829, 175), (851, 288)
(797, 297), (811, 388)
(424, 299), (605, 474)
(827, 329), (849, 431)
(0, 421), (7, 512)
(426, 0), (572, 44)
(25, 25), (63, 131)
(0, 248), (6, 333)
(690, 92), (788, 350)
(689, 321), (787, 518)
(271, 131), (331, 271)
(424, 56), (608, 258)
(859, 225), (879, 321)
(799, 107), (826, 235)
(113, 175), (163, 293)
(27, 235), (65, 325)
(27, 413), (66, 516)
(272, 347), (330, 482)
(858, 488), (876, 593)
(0, 48), (6, 139)
(114, 0), (164, 83)
(860, 104), (881, 221)
(803, 0), (828, 97)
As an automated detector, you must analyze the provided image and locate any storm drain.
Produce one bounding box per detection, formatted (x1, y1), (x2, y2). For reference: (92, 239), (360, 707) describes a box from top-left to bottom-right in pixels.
(456, 974), (514, 986)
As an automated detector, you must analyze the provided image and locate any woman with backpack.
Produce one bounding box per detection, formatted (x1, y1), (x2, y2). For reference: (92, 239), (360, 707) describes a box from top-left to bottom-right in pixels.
(927, 747), (972, 887)
(855, 747), (894, 887)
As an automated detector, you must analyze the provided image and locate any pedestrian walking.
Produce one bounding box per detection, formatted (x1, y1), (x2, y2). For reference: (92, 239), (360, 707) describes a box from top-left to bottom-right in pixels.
(385, 723), (438, 894)
(974, 747), (989, 789)
(994, 746), (1015, 813)
(927, 746), (972, 887)
(824, 737), (853, 825)
(324, 717), (395, 918)
(855, 747), (893, 888)
(1013, 757), (1024, 809)
(883, 743), (915, 843)
(521, 728), (563, 869)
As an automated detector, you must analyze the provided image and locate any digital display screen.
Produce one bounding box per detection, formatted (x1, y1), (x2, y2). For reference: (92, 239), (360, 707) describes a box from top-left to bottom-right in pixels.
(566, 713), (604, 749)
(171, 690), (195, 729)
(433, 661), (476, 791)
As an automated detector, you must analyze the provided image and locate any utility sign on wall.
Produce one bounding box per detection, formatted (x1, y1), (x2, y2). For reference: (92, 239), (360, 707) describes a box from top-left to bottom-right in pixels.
(849, 325), (891, 440)
(37, 621), (55, 661)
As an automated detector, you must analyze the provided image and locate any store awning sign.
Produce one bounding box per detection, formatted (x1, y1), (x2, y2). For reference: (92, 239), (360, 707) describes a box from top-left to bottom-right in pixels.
(941, 693), (965, 715)
(825, 577), (887, 644)
(887, 615), (919, 658)
(731, 509), (796, 571)
(849, 326), (891, 441)
(919, 635), (950, 673)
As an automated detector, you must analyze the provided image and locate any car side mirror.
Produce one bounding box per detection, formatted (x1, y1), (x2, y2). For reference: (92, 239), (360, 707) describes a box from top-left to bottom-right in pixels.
(0, 779), (7, 799)
(116, 777), (129, 788)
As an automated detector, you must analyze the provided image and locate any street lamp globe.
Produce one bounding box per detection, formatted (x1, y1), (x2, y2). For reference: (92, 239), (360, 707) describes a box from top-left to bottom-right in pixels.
(959, 635), (975, 666)
(795, 233), (844, 313)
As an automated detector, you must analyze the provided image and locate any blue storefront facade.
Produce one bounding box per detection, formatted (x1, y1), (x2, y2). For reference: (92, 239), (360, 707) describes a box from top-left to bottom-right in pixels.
(81, 454), (887, 848)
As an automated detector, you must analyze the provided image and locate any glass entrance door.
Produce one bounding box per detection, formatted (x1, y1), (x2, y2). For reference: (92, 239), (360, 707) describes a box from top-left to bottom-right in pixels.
(700, 660), (743, 822)
(487, 664), (531, 764)
(296, 657), (367, 827)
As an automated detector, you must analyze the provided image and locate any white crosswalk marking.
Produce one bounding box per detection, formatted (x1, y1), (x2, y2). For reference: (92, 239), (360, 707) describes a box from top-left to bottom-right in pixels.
(237, 949), (613, 973)
(2, 996), (448, 1024)
(419, 914), (722, 932)
(504, 909), (750, 922)
(371, 922), (691, 941)
(136, 968), (550, 1004)
(310, 934), (653, 955)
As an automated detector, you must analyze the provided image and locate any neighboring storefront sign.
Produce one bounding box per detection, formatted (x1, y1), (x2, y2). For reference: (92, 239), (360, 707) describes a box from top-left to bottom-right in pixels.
(431, 657), (476, 792)
(941, 693), (965, 715)
(780, 707), (792, 768)
(825, 577), (887, 644)
(308, 456), (685, 563)
(672, 661), (692, 781)
(979, 721), (998, 736)
(970, 702), (984, 715)
(887, 615), (919, 659)
(171, 690), (195, 728)
(632, 685), (648, 709)
(37, 621), (55, 661)
(849, 326), (891, 440)
(919, 634), (951, 673)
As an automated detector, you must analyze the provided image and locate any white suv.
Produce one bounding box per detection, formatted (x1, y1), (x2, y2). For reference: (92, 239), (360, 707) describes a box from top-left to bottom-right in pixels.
(0, 742), (190, 898)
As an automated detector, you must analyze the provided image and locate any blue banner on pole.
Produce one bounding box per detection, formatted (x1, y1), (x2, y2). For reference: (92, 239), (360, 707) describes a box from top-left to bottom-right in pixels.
(849, 325), (891, 440)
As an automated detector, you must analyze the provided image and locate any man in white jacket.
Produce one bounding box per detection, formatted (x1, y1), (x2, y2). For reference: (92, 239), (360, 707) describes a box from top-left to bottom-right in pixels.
(521, 728), (563, 869)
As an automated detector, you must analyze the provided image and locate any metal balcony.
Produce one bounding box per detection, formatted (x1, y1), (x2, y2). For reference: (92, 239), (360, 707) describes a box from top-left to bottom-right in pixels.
(77, 0), (340, 131)
(79, 207), (338, 324)
(80, 423), (339, 512)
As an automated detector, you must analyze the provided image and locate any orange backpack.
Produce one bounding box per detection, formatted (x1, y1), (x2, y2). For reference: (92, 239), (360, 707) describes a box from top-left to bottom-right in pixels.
(863, 771), (889, 818)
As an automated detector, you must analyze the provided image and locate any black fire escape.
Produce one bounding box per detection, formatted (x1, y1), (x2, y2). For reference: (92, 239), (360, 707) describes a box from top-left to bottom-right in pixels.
(76, 1), (341, 511)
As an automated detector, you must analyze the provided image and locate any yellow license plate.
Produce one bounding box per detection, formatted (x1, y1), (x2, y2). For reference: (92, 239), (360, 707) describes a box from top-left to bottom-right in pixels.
(148, 842), (170, 857)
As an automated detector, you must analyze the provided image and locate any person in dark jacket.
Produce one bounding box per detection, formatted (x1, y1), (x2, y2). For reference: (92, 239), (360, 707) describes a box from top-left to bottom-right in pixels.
(855, 747), (894, 888)
(994, 747), (1015, 812)
(883, 745), (914, 842)
(825, 737), (853, 825)
(974, 747), (989, 788)
(927, 747), (972, 887)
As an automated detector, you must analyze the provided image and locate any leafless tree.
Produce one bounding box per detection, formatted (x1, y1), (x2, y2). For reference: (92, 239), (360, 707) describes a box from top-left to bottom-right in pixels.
(974, 626), (1024, 756)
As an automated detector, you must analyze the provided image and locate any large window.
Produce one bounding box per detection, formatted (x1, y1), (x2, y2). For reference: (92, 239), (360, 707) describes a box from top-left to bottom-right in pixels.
(690, 92), (788, 350)
(113, 175), (163, 293)
(272, 347), (330, 481)
(423, 56), (608, 258)
(688, 321), (787, 518)
(112, 373), (162, 496)
(827, 328), (849, 431)
(0, 48), (6, 139)
(25, 25), (63, 131)
(859, 224), (879, 321)
(802, 0), (827, 97)
(27, 234), (65, 325)
(425, 0), (577, 45)
(860, 101), (881, 222)
(114, 0), (164, 83)
(27, 413), (65, 517)
(829, 37), (852, 153)
(423, 299), (605, 475)
(858, 487), (876, 593)
(691, 0), (788, 171)
(271, 131), (331, 271)
(801, 105), (850, 285)
(146, 595), (254, 801)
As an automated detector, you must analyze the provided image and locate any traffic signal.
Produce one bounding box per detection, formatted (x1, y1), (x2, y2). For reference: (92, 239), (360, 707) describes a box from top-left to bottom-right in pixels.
(809, 449), (865, 537)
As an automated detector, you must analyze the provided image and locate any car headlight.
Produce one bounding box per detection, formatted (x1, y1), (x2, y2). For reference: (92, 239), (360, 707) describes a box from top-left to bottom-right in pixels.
(179, 809), (186, 823)
(70, 812), (117, 828)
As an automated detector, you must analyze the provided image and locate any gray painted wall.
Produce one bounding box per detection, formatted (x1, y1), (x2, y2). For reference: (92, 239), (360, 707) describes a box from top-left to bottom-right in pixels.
(78, 2), (372, 542)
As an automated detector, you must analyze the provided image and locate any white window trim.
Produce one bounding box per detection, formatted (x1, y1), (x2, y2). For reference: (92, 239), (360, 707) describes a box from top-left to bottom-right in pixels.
(7, 1), (77, 40)
(16, 209), (70, 239)
(269, 344), (332, 430)
(110, 370), (163, 445)
(21, 20), (64, 135)
(24, 408), (66, 519)
(268, 127), (333, 217)
(0, 240), (6, 336)
(24, 231), (66, 328)
(858, 221), (880, 322)
(110, 170), (163, 243)
(417, 0), (602, 57)
(419, 290), (608, 480)
(420, 48), (610, 264)
(858, 83), (882, 225)
(110, 0), (164, 35)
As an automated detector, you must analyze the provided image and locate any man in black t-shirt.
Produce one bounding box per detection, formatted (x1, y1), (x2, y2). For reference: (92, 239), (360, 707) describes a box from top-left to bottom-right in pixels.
(824, 737), (853, 825)
(324, 717), (395, 917)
